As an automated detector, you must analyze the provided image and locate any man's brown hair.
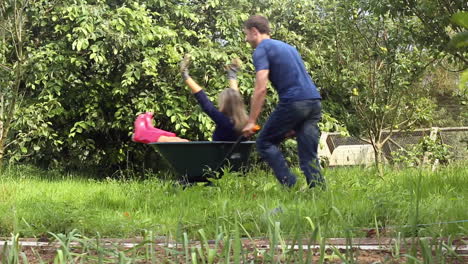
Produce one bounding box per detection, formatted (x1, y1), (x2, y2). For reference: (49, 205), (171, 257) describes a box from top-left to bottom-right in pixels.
(243, 15), (270, 34)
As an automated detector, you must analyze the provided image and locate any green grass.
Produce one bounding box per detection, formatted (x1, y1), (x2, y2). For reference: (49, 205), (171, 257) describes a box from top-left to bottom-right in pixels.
(0, 163), (467, 239)
(2, 225), (464, 263)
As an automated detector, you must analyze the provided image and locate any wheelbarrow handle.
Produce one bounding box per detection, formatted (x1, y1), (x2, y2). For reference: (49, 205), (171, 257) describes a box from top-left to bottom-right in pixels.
(233, 124), (261, 146)
(213, 125), (261, 174)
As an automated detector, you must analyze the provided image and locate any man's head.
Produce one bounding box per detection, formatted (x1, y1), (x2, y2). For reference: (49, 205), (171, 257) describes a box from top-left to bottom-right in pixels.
(243, 15), (270, 48)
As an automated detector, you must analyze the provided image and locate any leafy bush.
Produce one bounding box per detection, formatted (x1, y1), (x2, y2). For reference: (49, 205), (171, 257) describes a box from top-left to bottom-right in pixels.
(392, 136), (453, 168)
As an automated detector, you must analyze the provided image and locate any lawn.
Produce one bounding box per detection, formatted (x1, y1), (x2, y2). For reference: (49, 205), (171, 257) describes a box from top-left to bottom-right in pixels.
(1, 163), (466, 240)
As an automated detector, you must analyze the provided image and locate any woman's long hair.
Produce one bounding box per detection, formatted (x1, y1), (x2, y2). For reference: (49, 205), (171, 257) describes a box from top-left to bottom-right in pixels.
(218, 88), (248, 134)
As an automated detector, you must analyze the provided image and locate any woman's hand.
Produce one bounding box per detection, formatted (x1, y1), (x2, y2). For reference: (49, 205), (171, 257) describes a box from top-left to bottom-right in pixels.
(226, 57), (242, 90)
(225, 57), (242, 80)
(180, 54), (191, 81)
(180, 54), (203, 94)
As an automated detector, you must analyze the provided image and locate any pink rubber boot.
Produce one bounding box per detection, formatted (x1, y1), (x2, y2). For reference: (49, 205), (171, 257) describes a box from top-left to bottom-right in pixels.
(132, 113), (176, 143)
(143, 112), (176, 137)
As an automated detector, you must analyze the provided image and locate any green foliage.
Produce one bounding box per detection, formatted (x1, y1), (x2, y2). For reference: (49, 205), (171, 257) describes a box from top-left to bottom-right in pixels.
(347, 12), (435, 132)
(0, 0), (30, 169)
(460, 70), (468, 99)
(4, 0), (256, 170)
(369, 0), (467, 65)
(392, 136), (453, 167)
(449, 11), (468, 100)
(319, 1), (439, 170)
(3, 0), (353, 172)
(449, 11), (468, 49)
(1, 0), (464, 172)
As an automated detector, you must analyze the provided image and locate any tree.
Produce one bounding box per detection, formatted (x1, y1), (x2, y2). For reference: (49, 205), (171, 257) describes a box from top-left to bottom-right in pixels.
(0, 0), (29, 169)
(369, 0), (467, 67)
(449, 11), (468, 98)
(336, 4), (436, 174)
(2, 0), (258, 171)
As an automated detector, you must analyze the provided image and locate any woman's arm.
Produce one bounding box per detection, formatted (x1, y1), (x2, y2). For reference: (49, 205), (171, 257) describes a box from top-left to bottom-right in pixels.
(228, 79), (239, 91)
(184, 77), (203, 94)
(226, 58), (242, 91)
(180, 54), (203, 94)
(180, 54), (231, 126)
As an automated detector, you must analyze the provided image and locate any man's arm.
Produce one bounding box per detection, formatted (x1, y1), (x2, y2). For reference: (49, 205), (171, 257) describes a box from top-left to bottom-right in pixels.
(243, 69), (269, 136)
(249, 69), (269, 123)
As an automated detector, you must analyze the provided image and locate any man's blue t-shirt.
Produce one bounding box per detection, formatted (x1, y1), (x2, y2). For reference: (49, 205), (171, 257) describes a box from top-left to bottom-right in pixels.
(253, 39), (321, 102)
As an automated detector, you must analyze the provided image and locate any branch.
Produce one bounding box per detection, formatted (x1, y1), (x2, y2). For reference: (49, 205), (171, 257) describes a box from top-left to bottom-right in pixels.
(446, 53), (468, 71)
(388, 137), (405, 150)
(357, 136), (372, 145)
(3, 130), (35, 150)
(386, 94), (403, 132)
(367, 127), (377, 148)
(3, 65), (22, 139)
(380, 66), (395, 137)
(382, 130), (396, 146)
(0, 24), (14, 34)
(381, 105), (414, 145)
(352, 18), (373, 49)
(437, 0), (455, 20)
(392, 118), (417, 132)
(0, 93), (3, 119)
(3, 139), (16, 150)
(354, 98), (373, 134)
(0, 63), (12, 71)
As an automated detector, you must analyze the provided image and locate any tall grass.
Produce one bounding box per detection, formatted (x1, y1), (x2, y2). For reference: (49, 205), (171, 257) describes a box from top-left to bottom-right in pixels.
(0, 162), (467, 239)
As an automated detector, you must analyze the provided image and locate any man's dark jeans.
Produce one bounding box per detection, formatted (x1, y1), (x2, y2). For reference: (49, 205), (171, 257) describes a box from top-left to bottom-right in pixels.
(256, 99), (324, 187)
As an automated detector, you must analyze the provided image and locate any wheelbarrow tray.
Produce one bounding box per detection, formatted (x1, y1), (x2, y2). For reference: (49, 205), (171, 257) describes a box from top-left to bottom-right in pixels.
(151, 141), (256, 182)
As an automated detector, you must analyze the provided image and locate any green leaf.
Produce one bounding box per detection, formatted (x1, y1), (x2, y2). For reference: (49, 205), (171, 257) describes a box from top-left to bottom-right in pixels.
(448, 31), (468, 49)
(76, 39), (82, 51)
(459, 70), (468, 94)
(451, 12), (468, 29)
(21, 147), (27, 154)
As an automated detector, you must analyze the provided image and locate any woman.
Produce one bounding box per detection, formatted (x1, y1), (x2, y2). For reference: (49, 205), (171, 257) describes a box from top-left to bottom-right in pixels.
(180, 56), (248, 141)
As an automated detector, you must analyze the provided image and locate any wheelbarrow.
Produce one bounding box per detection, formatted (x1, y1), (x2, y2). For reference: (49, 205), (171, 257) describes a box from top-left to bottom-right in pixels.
(151, 141), (256, 182)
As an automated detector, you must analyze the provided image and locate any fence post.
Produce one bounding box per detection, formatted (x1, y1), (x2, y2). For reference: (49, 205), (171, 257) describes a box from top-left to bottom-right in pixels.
(318, 133), (333, 167)
(422, 127), (440, 170)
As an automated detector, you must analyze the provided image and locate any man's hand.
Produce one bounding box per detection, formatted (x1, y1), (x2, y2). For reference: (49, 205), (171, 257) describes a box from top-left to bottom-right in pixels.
(180, 54), (191, 80)
(242, 122), (260, 137)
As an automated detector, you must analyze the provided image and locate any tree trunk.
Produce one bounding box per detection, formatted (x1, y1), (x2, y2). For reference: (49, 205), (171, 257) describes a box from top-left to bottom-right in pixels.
(0, 141), (4, 172)
(0, 146), (4, 171)
(0, 120), (3, 171)
(0, 0), (27, 171)
(372, 142), (385, 177)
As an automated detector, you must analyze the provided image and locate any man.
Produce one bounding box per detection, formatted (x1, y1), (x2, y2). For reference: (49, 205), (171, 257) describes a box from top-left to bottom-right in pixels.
(242, 15), (324, 188)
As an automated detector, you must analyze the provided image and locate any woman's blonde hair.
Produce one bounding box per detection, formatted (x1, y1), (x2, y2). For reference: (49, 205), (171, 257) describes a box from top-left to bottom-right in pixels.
(218, 88), (248, 134)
